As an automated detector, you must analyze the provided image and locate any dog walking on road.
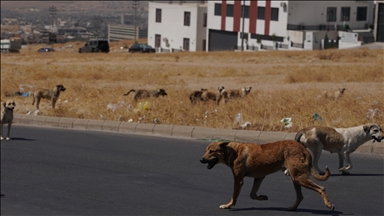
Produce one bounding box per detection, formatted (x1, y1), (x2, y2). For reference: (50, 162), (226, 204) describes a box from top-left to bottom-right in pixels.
(200, 141), (335, 211)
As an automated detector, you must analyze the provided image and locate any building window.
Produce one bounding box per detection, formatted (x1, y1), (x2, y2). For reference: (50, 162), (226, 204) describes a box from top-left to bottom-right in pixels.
(271, 8), (279, 21)
(184, 11), (191, 26)
(156, 9), (162, 23)
(241, 5), (249, 18)
(155, 34), (161, 48)
(326, 7), (337, 22)
(203, 13), (207, 27)
(226, 4), (234, 17)
(214, 3), (221, 16)
(183, 38), (190, 51)
(257, 7), (265, 20)
(341, 7), (350, 21)
(356, 7), (367, 21)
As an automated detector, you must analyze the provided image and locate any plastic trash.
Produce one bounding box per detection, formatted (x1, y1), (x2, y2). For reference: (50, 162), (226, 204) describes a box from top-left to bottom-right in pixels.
(106, 103), (118, 112)
(312, 113), (324, 121)
(280, 117), (292, 128)
(33, 110), (39, 116)
(234, 113), (243, 125)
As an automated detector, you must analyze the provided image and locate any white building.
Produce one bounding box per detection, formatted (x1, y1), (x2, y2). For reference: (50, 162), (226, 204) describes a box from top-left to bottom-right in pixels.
(148, 1), (207, 52)
(148, 1), (375, 51)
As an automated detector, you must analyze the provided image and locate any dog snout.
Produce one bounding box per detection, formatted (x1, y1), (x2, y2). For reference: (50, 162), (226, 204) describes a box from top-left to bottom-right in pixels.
(200, 158), (208, 164)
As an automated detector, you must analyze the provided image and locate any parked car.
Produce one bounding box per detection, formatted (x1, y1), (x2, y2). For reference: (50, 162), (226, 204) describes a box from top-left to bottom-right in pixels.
(78, 39), (109, 53)
(128, 43), (156, 53)
(37, 48), (55, 52)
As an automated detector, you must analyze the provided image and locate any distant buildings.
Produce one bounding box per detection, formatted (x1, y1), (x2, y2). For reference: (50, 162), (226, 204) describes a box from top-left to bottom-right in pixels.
(147, 0), (378, 52)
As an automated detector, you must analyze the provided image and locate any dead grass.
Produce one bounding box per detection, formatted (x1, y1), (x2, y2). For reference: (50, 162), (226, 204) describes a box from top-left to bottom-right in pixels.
(1, 40), (383, 132)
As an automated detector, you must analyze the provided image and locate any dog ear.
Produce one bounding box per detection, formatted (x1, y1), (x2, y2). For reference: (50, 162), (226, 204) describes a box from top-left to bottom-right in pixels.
(219, 141), (230, 148)
(363, 124), (373, 134)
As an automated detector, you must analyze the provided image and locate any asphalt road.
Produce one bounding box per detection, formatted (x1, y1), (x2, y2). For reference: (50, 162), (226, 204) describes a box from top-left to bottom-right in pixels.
(1, 125), (383, 216)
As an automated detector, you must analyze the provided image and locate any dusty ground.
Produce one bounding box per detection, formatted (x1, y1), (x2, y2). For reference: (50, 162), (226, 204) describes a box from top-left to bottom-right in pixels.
(1, 41), (383, 131)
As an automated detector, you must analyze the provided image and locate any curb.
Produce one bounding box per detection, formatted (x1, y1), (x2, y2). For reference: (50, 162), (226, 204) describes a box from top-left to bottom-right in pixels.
(11, 114), (382, 156)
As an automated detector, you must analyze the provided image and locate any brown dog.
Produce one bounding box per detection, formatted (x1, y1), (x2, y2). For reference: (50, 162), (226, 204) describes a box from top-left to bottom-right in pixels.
(123, 89), (167, 102)
(222, 86), (252, 103)
(321, 88), (346, 100)
(200, 141), (334, 211)
(1, 100), (16, 140)
(200, 86), (226, 105)
(189, 88), (208, 104)
(32, 84), (66, 109)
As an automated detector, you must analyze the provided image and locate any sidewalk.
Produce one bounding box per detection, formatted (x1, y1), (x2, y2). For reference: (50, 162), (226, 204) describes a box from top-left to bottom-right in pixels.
(12, 113), (383, 156)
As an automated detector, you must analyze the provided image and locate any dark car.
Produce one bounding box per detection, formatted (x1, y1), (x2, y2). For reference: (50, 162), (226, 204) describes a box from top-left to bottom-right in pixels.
(78, 39), (109, 53)
(37, 48), (55, 52)
(128, 43), (156, 53)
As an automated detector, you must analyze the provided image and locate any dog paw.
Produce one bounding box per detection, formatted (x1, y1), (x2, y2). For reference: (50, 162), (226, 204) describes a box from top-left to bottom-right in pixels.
(219, 204), (231, 209)
(257, 195), (268, 201)
(287, 206), (297, 211)
(284, 170), (290, 176)
(0, 137), (3, 140)
(328, 204), (335, 211)
(6, 137), (10, 140)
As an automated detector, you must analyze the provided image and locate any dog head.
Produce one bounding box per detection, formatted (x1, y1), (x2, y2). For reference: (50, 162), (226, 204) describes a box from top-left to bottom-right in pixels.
(200, 141), (230, 169)
(364, 123), (384, 142)
(200, 88), (208, 92)
(242, 86), (252, 95)
(57, 84), (66, 92)
(338, 88), (346, 94)
(3, 100), (16, 111)
(218, 86), (226, 94)
(157, 89), (167, 96)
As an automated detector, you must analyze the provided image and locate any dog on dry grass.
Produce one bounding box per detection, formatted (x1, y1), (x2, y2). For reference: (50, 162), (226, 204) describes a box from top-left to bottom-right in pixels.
(295, 123), (383, 175)
(31, 84), (66, 109)
(321, 88), (346, 100)
(189, 88), (208, 104)
(1, 100), (16, 140)
(222, 86), (252, 103)
(200, 141), (335, 211)
(123, 89), (168, 102)
(199, 86), (226, 105)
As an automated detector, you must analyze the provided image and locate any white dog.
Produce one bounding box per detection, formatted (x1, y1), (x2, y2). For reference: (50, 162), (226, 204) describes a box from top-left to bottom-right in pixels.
(294, 123), (383, 175)
(1, 100), (16, 140)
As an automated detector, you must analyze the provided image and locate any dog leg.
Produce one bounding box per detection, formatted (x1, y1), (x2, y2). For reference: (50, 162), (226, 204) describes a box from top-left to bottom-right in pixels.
(36, 98), (41, 109)
(6, 122), (11, 140)
(0, 123), (3, 140)
(250, 177), (268, 201)
(294, 176), (335, 211)
(309, 142), (325, 175)
(337, 153), (350, 175)
(219, 177), (243, 209)
(52, 98), (57, 108)
(339, 151), (353, 174)
(288, 181), (304, 211)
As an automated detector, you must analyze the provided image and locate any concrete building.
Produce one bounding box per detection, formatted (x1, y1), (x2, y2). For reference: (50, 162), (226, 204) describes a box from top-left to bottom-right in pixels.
(148, 0), (376, 52)
(108, 24), (148, 42)
(374, 0), (384, 42)
(148, 1), (208, 52)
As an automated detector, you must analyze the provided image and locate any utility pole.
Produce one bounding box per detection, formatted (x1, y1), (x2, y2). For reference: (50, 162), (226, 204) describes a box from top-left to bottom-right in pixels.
(240, 0), (245, 51)
(133, 0), (139, 43)
(49, 5), (56, 49)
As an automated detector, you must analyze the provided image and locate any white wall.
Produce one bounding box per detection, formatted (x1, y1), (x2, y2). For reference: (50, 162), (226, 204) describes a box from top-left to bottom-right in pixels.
(148, 2), (206, 52)
(287, 1), (375, 29)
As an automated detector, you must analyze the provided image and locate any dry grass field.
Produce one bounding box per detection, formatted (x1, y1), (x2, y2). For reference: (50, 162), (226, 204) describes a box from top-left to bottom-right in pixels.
(1, 39), (383, 132)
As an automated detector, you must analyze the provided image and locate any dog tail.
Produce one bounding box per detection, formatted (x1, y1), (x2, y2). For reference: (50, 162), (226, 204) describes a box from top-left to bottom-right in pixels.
(123, 89), (135, 96)
(311, 166), (330, 181)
